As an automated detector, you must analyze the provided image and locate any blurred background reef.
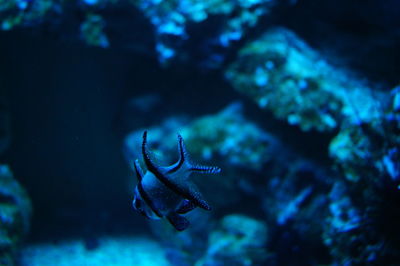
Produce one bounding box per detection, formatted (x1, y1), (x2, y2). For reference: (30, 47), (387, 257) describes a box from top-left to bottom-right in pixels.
(0, 0), (399, 265)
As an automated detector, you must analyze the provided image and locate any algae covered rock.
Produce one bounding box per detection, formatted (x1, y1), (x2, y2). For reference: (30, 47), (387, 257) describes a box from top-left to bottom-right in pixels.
(0, 0), (58, 30)
(329, 85), (399, 184)
(0, 165), (32, 265)
(133, 0), (275, 65)
(325, 86), (400, 264)
(196, 214), (268, 266)
(150, 210), (212, 266)
(226, 27), (383, 132)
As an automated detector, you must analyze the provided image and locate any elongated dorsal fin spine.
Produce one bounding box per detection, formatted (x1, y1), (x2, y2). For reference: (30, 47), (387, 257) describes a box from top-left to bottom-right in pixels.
(167, 134), (187, 174)
(142, 131), (160, 174)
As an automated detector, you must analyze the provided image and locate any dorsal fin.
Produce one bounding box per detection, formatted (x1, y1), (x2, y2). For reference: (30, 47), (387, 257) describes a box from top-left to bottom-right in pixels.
(167, 133), (189, 174)
(142, 130), (168, 176)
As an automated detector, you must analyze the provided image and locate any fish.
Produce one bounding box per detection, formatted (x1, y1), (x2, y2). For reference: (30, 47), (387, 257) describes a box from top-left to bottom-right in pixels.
(132, 131), (221, 231)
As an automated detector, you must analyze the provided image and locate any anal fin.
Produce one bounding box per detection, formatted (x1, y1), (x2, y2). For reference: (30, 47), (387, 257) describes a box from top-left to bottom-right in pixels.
(167, 212), (190, 231)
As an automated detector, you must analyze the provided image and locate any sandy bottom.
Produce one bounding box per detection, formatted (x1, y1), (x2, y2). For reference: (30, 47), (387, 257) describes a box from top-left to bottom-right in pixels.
(19, 236), (171, 266)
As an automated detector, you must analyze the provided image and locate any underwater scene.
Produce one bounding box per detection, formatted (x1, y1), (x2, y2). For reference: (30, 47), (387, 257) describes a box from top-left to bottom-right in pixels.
(0, 0), (400, 265)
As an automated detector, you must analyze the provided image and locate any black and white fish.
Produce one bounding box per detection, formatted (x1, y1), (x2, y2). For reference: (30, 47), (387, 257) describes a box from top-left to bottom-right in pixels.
(132, 131), (221, 231)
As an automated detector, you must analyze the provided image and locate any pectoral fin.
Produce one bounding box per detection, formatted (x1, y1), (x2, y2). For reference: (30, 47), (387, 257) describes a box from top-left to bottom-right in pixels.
(167, 212), (190, 231)
(176, 199), (197, 214)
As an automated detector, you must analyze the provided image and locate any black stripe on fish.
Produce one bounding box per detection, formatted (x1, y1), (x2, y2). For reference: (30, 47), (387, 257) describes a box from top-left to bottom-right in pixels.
(137, 180), (163, 218)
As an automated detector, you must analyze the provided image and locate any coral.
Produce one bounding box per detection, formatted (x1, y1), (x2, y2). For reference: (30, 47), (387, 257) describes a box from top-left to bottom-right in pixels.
(133, 0), (275, 64)
(325, 86), (400, 264)
(323, 179), (400, 265)
(226, 27), (384, 132)
(19, 236), (170, 266)
(0, 0), (278, 66)
(0, 165), (32, 265)
(0, 0), (57, 30)
(150, 210), (212, 266)
(196, 214), (269, 266)
(180, 102), (276, 171)
(80, 13), (109, 48)
(329, 85), (399, 184)
(261, 160), (332, 264)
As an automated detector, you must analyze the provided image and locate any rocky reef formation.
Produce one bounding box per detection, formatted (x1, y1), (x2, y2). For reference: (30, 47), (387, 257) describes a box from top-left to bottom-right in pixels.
(0, 165), (32, 265)
(197, 214), (268, 266)
(225, 27), (383, 132)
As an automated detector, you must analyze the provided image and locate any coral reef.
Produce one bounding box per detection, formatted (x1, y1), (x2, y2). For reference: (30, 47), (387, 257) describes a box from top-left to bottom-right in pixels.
(0, 165), (32, 265)
(196, 214), (268, 266)
(0, 0), (58, 30)
(226, 27), (384, 132)
(19, 236), (171, 266)
(134, 0), (275, 65)
(0, 0), (277, 63)
(80, 13), (109, 48)
(150, 210), (212, 266)
(325, 85), (400, 264)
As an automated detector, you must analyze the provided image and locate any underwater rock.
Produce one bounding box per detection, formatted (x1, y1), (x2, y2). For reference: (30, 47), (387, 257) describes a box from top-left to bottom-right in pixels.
(329, 85), (399, 184)
(124, 102), (279, 208)
(325, 86), (400, 264)
(196, 214), (268, 266)
(0, 165), (32, 265)
(80, 13), (109, 48)
(261, 159), (332, 264)
(263, 160), (331, 225)
(134, 0), (275, 65)
(19, 236), (171, 266)
(226, 27), (384, 132)
(0, 0), (59, 30)
(0, 0), (280, 66)
(150, 209), (212, 266)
